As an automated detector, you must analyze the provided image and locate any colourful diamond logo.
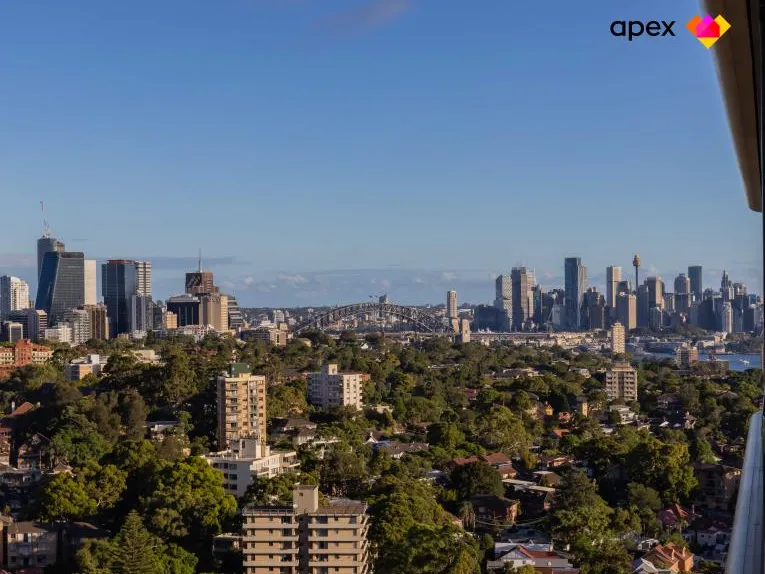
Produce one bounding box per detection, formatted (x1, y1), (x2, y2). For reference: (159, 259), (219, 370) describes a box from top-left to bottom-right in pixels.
(686, 14), (731, 48)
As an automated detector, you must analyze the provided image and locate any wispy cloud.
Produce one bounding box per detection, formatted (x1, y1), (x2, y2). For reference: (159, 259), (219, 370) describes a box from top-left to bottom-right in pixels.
(316, 0), (412, 36)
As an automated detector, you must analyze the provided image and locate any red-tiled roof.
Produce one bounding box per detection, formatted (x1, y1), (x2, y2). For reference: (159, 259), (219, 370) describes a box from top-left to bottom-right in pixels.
(8, 402), (35, 417)
(482, 453), (510, 465)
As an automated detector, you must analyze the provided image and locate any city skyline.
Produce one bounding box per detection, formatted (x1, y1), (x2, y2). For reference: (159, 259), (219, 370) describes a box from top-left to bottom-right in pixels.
(0, 0), (760, 304)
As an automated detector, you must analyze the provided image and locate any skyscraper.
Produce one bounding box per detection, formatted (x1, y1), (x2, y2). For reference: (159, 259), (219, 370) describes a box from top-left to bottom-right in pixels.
(636, 284), (650, 328)
(135, 261), (153, 297)
(185, 270), (216, 296)
(646, 277), (664, 310)
(606, 266), (621, 317)
(616, 293), (637, 330)
(674, 273), (691, 295)
(35, 252), (85, 325)
(494, 275), (512, 330)
(688, 266), (703, 301)
(83, 260), (97, 306)
(0, 276), (30, 320)
(611, 322), (625, 354)
(511, 267), (534, 331)
(721, 302), (733, 334)
(102, 260), (138, 336)
(217, 363), (267, 449)
(447, 290), (458, 319)
(36, 235), (65, 281)
(564, 257), (587, 330)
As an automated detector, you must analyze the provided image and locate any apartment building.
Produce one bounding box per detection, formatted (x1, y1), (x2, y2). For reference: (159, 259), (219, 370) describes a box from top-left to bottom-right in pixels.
(307, 364), (364, 411)
(242, 484), (370, 574)
(0, 340), (52, 377)
(605, 362), (638, 402)
(677, 344), (700, 368)
(205, 436), (299, 498)
(611, 321), (625, 354)
(217, 363), (267, 450)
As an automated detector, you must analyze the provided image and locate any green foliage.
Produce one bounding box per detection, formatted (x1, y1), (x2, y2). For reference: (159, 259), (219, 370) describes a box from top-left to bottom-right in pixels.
(267, 379), (308, 419)
(450, 461), (504, 500)
(475, 405), (530, 455)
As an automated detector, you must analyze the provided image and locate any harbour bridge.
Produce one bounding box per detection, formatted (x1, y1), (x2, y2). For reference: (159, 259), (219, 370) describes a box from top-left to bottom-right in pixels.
(293, 301), (452, 334)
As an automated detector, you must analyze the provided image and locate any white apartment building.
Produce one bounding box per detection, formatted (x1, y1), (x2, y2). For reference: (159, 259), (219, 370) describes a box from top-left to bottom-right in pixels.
(307, 364), (365, 411)
(611, 321), (625, 354)
(205, 437), (299, 498)
(0, 276), (30, 320)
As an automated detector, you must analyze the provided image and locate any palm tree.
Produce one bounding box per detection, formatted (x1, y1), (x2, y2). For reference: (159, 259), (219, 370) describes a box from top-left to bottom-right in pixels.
(458, 501), (476, 531)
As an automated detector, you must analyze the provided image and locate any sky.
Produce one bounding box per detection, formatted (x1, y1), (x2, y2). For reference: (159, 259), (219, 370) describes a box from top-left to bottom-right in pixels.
(0, 0), (760, 307)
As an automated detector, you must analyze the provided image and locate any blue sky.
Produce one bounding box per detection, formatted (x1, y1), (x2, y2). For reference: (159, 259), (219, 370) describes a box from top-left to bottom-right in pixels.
(0, 0), (760, 306)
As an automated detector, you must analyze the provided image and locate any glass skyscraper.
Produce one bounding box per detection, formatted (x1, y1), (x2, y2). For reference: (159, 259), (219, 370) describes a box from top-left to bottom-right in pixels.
(35, 251), (85, 325)
(564, 257), (587, 330)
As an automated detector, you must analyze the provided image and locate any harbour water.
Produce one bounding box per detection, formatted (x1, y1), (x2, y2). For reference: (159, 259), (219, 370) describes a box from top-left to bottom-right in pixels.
(638, 351), (761, 372)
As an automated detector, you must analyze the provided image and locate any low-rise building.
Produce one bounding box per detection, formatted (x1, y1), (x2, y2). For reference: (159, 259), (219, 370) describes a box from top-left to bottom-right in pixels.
(205, 437), (298, 498)
(486, 543), (578, 572)
(65, 354), (105, 381)
(640, 542), (694, 572)
(693, 462), (742, 512)
(0, 340), (52, 377)
(307, 364), (365, 411)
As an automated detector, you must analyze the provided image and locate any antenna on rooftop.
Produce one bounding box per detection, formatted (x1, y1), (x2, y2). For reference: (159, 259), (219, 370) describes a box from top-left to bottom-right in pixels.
(198, 248), (202, 272)
(40, 200), (50, 238)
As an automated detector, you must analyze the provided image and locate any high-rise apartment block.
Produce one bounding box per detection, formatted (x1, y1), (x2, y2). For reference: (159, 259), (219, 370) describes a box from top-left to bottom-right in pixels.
(616, 293), (637, 331)
(201, 293), (229, 331)
(564, 258), (587, 330)
(494, 275), (512, 330)
(646, 277), (664, 310)
(605, 362), (638, 402)
(307, 364), (364, 411)
(447, 290), (458, 320)
(84, 304), (110, 340)
(36, 252), (85, 325)
(677, 345), (699, 368)
(62, 308), (91, 345)
(606, 266), (621, 317)
(0, 276), (30, 320)
(217, 363), (267, 450)
(7, 309), (47, 342)
(611, 322), (625, 354)
(721, 302), (733, 334)
(242, 484), (371, 574)
(135, 261), (152, 297)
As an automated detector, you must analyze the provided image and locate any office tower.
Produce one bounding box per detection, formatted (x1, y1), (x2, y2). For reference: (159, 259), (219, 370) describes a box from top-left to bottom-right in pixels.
(307, 363), (365, 411)
(636, 284), (650, 328)
(129, 295), (153, 334)
(166, 295), (201, 326)
(44, 324), (73, 344)
(201, 293), (229, 331)
(185, 270), (216, 296)
(564, 257), (587, 330)
(83, 260), (97, 305)
(675, 273), (691, 295)
(12, 309), (48, 342)
(216, 363), (267, 450)
(617, 280), (632, 296)
(1, 322), (24, 343)
(102, 260), (137, 336)
(226, 296), (244, 330)
(663, 293), (676, 314)
(649, 307), (664, 330)
(494, 275), (513, 329)
(720, 270), (734, 301)
(36, 252), (85, 325)
(446, 290), (458, 319)
(721, 302), (733, 333)
(511, 267), (534, 331)
(242, 484), (370, 574)
(474, 304), (505, 331)
(616, 293), (637, 330)
(63, 308), (91, 345)
(688, 266), (703, 301)
(646, 277), (664, 310)
(0, 276), (30, 320)
(84, 304), (110, 340)
(36, 235), (65, 281)
(605, 363), (638, 402)
(135, 261), (152, 297)
(606, 266), (621, 316)
(611, 322), (625, 354)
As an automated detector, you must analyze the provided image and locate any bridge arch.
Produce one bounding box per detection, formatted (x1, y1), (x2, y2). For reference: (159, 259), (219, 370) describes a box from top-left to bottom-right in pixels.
(293, 302), (451, 334)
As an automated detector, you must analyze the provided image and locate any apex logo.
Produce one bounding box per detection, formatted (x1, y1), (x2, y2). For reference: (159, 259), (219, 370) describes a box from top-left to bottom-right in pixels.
(610, 20), (676, 41)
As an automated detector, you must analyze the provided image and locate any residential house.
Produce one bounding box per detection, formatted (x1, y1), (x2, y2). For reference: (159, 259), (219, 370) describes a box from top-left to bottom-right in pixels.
(15, 434), (51, 471)
(640, 542), (694, 572)
(537, 454), (573, 470)
(451, 453), (517, 478)
(657, 504), (698, 530)
(4, 522), (61, 570)
(486, 543), (578, 572)
(468, 495), (520, 530)
(374, 440), (428, 459)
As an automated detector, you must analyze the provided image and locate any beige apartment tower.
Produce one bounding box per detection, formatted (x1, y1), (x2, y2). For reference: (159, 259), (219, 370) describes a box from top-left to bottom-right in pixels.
(611, 321), (625, 355)
(217, 363), (267, 450)
(605, 362), (638, 402)
(84, 304), (110, 340)
(201, 293), (229, 332)
(242, 484), (371, 574)
(307, 364), (364, 411)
